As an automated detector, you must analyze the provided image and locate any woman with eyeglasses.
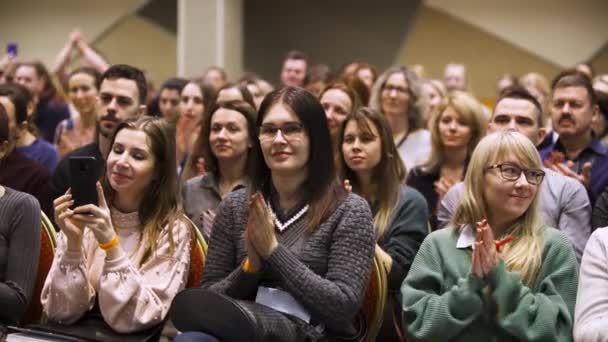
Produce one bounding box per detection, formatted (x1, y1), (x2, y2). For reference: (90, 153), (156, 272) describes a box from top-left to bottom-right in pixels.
(401, 131), (578, 341)
(370, 66), (430, 172)
(171, 87), (375, 342)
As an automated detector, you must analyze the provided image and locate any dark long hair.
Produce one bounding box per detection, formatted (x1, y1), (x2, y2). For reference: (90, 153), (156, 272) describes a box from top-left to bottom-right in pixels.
(250, 87), (346, 230)
(102, 116), (184, 264)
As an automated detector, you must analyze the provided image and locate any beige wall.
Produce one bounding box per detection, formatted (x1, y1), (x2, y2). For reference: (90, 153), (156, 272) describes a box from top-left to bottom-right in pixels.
(95, 15), (176, 88)
(399, 6), (563, 100)
(0, 0), (141, 66)
(592, 44), (608, 76)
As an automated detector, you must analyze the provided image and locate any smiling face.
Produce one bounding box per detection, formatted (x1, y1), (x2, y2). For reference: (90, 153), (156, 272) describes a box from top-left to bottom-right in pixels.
(342, 118), (382, 174)
(106, 128), (155, 200)
(483, 154), (540, 227)
(209, 108), (250, 161)
(438, 106), (472, 149)
(321, 88), (352, 141)
(259, 103), (310, 176)
(69, 72), (99, 116)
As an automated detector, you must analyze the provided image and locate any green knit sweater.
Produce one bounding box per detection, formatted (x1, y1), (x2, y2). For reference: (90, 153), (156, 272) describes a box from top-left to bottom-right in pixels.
(401, 226), (578, 341)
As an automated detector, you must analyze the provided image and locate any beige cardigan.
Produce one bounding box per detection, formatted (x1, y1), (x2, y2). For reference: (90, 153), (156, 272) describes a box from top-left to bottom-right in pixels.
(41, 208), (192, 334)
(574, 227), (608, 341)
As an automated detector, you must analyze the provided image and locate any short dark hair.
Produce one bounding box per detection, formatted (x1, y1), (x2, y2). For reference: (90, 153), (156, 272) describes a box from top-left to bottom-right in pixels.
(160, 78), (188, 93)
(495, 86), (544, 125)
(17, 61), (55, 99)
(0, 83), (32, 124)
(597, 90), (608, 121)
(0, 103), (9, 143)
(69, 67), (102, 90)
(551, 69), (597, 106)
(250, 86), (346, 230)
(99, 64), (147, 105)
(284, 50), (308, 64)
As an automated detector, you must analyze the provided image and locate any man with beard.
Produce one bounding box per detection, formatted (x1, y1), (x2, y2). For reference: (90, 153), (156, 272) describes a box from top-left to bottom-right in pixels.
(50, 64), (147, 201)
(540, 70), (608, 206)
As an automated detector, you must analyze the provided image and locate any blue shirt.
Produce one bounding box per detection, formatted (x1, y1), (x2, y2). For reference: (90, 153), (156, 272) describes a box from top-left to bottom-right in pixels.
(539, 138), (608, 205)
(15, 138), (59, 173)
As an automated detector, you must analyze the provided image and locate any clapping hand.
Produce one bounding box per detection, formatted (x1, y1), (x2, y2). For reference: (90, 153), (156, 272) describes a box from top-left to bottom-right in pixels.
(246, 192), (278, 259)
(471, 219), (498, 278)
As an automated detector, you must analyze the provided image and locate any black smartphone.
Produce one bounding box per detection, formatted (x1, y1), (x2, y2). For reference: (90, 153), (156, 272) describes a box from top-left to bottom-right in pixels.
(69, 156), (98, 208)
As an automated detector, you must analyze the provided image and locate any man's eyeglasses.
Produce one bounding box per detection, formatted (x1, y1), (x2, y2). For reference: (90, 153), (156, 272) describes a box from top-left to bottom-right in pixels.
(486, 163), (545, 185)
(258, 122), (304, 141)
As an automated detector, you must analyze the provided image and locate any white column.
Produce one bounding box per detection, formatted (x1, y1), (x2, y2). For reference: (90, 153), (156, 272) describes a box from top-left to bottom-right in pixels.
(177, 0), (243, 80)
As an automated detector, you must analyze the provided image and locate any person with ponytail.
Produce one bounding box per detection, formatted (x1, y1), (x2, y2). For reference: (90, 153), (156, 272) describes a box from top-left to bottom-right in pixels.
(401, 131), (578, 341)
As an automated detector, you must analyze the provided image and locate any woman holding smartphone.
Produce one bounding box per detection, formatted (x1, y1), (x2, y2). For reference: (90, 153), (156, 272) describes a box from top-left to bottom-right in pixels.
(42, 117), (192, 338)
(172, 87), (375, 342)
(401, 131), (578, 341)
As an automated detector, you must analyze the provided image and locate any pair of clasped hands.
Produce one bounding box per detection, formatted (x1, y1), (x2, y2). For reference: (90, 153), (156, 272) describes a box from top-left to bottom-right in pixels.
(53, 182), (117, 251)
(244, 192), (279, 272)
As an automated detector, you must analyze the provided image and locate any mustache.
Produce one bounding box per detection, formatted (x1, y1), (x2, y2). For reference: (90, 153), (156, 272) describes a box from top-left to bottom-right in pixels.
(558, 113), (576, 124)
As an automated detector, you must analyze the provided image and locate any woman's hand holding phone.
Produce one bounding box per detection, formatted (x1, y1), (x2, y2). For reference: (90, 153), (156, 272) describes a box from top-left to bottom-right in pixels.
(53, 189), (86, 250)
(71, 182), (116, 248)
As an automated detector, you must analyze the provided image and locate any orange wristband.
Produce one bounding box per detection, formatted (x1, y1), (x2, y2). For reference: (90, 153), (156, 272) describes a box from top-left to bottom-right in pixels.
(242, 258), (254, 273)
(99, 235), (119, 251)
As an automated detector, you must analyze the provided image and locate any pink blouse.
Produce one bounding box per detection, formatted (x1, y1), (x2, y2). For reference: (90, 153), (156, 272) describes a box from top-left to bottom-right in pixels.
(41, 208), (192, 334)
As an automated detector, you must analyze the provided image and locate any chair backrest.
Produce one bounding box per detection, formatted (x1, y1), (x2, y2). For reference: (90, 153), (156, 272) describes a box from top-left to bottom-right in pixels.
(21, 211), (57, 324)
(361, 251), (388, 342)
(184, 216), (208, 288)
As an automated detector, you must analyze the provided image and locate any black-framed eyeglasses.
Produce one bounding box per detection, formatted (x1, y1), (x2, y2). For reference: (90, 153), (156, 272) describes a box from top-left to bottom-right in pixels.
(486, 163), (545, 185)
(258, 122), (305, 142)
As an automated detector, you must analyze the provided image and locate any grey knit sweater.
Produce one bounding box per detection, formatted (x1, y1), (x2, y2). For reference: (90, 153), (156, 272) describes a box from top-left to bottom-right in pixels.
(201, 189), (375, 337)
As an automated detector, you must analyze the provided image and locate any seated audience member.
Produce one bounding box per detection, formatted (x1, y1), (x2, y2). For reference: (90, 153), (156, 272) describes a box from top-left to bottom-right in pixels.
(216, 83), (256, 108)
(202, 66), (228, 92)
(339, 107), (428, 340)
(176, 81), (215, 176)
(50, 64), (147, 201)
(238, 73), (272, 110)
(304, 64), (331, 97)
(438, 88), (591, 261)
(319, 82), (359, 148)
(402, 131), (578, 341)
(156, 78), (188, 124)
(0, 102), (41, 325)
(590, 90), (608, 145)
(182, 101), (257, 238)
(540, 70), (608, 205)
(370, 66), (430, 172)
(420, 79), (447, 125)
(279, 50), (308, 88)
(0, 97), (52, 216)
(574, 228), (608, 340)
(353, 63), (378, 93)
(54, 67), (100, 158)
(443, 63), (467, 93)
(171, 87), (375, 342)
(15, 62), (70, 142)
(407, 91), (486, 230)
(575, 62), (594, 80)
(593, 74), (608, 94)
(0, 83), (59, 172)
(41, 117), (192, 338)
(496, 73), (519, 96)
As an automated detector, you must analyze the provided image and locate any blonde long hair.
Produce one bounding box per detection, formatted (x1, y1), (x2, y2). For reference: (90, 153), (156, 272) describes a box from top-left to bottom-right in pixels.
(423, 91), (486, 172)
(453, 131), (544, 285)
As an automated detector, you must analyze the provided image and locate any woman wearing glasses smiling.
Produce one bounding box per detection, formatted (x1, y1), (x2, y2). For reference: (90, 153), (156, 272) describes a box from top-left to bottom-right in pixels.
(171, 87), (375, 342)
(401, 131), (578, 341)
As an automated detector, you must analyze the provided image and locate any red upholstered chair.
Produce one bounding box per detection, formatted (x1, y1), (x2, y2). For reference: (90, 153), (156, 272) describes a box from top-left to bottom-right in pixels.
(21, 211), (57, 324)
(361, 251), (388, 342)
(184, 216), (207, 288)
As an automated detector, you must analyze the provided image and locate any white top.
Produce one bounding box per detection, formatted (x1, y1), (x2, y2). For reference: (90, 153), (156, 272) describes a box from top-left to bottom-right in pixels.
(396, 129), (432, 173)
